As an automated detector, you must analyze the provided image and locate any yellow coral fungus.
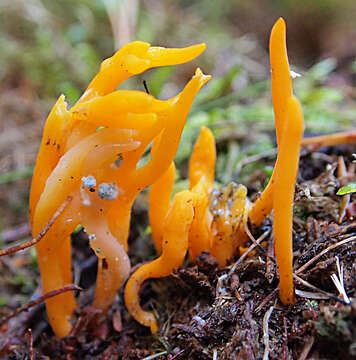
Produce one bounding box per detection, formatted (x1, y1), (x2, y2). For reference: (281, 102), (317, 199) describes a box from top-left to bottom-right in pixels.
(30, 42), (209, 337)
(30, 19), (319, 338)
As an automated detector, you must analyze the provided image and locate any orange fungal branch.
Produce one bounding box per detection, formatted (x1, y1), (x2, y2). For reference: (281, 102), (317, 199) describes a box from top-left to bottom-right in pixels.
(249, 18), (293, 227)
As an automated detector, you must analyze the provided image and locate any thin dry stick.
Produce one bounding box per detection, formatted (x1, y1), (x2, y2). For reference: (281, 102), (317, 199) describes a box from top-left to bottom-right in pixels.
(170, 349), (186, 360)
(101, 342), (118, 360)
(295, 236), (356, 275)
(28, 328), (34, 360)
(266, 234), (275, 284)
(0, 284), (81, 326)
(262, 306), (274, 360)
(243, 220), (268, 253)
(297, 336), (315, 360)
(255, 289), (278, 314)
(228, 229), (271, 276)
(301, 130), (356, 148)
(0, 196), (72, 257)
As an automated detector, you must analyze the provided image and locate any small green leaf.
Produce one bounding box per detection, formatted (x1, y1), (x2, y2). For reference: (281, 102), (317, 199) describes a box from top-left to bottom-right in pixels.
(145, 226), (152, 235)
(72, 224), (83, 235)
(336, 182), (356, 195)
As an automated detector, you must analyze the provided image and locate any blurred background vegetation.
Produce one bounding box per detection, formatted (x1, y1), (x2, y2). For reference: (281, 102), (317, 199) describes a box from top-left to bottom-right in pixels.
(0, 0), (355, 232)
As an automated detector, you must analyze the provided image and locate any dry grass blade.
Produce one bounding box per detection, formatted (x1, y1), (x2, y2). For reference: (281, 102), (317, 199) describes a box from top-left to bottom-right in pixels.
(142, 351), (168, 360)
(262, 306), (274, 360)
(0, 196), (72, 257)
(330, 256), (350, 304)
(0, 284), (81, 326)
(293, 274), (346, 303)
(294, 289), (330, 300)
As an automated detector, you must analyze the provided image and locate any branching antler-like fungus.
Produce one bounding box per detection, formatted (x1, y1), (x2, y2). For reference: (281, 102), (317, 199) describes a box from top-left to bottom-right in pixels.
(30, 42), (209, 337)
(30, 18), (325, 336)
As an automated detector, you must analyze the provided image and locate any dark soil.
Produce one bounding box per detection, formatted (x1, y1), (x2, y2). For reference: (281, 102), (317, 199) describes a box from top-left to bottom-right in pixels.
(0, 145), (355, 360)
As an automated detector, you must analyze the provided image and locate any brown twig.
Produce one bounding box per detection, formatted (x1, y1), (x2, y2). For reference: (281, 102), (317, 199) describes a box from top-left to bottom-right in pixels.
(297, 336), (315, 360)
(266, 234), (275, 284)
(295, 235), (356, 274)
(170, 349), (186, 360)
(28, 328), (34, 360)
(0, 284), (81, 326)
(243, 220), (268, 253)
(0, 196), (72, 257)
(228, 229), (271, 276)
(301, 130), (356, 149)
(101, 342), (118, 360)
(255, 289), (278, 314)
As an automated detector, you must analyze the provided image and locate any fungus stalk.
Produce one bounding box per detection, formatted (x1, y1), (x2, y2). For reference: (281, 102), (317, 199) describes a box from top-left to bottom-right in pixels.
(273, 96), (304, 305)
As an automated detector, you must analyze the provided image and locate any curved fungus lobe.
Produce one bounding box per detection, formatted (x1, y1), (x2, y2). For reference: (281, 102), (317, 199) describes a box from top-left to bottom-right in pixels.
(125, 190), (196, 333)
